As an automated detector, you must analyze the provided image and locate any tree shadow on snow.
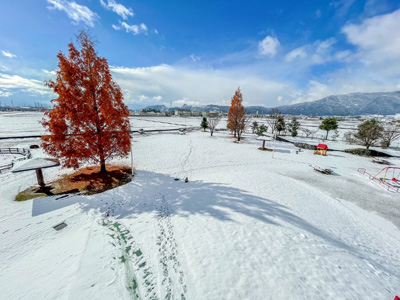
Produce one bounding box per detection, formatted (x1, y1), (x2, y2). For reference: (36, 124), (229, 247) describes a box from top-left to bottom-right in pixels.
(33, 170), (395, 275)
(84, 170), (356, 252)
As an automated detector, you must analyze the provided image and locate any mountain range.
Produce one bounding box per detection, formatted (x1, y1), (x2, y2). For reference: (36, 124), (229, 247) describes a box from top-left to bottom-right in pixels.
(142, 91), (400, 116)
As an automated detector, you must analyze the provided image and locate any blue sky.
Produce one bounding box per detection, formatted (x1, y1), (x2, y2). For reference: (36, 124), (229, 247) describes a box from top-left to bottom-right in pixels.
(1, 0), (400, 109)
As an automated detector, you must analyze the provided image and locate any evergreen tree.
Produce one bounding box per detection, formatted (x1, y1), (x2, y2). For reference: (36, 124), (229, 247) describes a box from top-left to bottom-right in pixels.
(319, 118), (338, 140)
(354, 119), (384, 149)
(256, 124), (268, 136)
(201, 117), (208, 131)
(276, 116), (286, 135)
(288, 117), (300, 137)
(251, 121), (259, 134)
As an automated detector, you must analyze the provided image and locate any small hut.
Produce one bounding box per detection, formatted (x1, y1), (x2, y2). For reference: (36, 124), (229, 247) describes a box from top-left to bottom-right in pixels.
(314, 144), (328, 156)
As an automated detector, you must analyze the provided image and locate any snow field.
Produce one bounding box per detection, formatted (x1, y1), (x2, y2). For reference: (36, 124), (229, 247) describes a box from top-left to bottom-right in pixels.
(0, 113), (399, 299)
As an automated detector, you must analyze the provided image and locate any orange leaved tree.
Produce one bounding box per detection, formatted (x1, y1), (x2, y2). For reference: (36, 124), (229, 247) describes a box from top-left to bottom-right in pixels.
(227, 87), (249, 141)
(42, 31), (131, 173)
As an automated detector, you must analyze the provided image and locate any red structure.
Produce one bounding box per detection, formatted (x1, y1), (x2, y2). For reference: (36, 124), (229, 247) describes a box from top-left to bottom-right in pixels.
(357, 166), (400, 193)
(314, 144), (328, 156)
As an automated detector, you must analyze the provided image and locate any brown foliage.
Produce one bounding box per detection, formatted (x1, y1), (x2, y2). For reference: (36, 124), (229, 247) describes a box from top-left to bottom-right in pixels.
(42, 31), (131, 173)
(227, 87), (248, 141)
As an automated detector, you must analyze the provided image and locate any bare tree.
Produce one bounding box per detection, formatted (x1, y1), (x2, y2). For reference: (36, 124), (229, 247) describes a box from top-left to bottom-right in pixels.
(237, 115), (252, 141)
(300, 127), (318, 138)
(207, 113), (221, 136)
(381, 125), (400, 148)
(266, 108), (281, 134)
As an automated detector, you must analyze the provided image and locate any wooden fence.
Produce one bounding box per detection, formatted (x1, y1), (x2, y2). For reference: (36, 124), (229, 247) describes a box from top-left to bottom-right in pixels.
(0, 148), (32, 173)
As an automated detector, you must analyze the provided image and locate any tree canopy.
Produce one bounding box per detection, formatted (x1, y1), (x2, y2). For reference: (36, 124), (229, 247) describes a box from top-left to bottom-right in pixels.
(42, 31), (131, 173)
(354, 119), (383, 150)
(227, 87), (249, 141)
(319, 118), (338, 140)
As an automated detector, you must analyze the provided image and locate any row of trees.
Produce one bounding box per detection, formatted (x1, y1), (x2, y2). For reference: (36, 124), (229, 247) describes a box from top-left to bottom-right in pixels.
(345, 119), (400, 149)
(43, 32), (400, 174)
(201, 114), (222, 136)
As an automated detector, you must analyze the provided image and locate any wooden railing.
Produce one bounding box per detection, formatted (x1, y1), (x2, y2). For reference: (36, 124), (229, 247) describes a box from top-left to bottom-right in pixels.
(0, 148), (32, 173)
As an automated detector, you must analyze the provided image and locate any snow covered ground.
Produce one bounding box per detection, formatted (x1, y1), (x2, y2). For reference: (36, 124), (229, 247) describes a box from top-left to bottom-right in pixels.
(0, 113), (400, 299)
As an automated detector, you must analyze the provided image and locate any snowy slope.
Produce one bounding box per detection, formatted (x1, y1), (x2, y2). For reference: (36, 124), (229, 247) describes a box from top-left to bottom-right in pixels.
(0, 116), (399, 299)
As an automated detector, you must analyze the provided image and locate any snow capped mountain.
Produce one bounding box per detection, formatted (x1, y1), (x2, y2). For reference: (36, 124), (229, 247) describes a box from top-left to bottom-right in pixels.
(142, 91), (400, 116)
(276, 91), (400, 116)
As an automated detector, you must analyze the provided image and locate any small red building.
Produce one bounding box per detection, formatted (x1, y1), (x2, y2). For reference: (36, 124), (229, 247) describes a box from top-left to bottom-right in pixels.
(314, 144), (328, 156)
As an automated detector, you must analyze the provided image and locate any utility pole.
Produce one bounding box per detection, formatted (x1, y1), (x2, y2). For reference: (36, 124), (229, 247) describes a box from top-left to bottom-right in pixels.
(130, 136), (134, 175)
(272, 133), (276, 158)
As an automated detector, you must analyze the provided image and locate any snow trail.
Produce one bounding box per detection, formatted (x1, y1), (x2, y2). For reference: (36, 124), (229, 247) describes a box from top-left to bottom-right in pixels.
(154, 194), (187, 300)
(104, 220), (159, 300)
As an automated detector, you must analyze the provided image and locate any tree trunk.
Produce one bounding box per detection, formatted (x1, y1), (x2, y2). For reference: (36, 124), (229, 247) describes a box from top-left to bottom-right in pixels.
(36, 168), (45, 187)
(100, 159), (107, 173)
(211, 130), (214, 136)
(325, 131), (329, 140)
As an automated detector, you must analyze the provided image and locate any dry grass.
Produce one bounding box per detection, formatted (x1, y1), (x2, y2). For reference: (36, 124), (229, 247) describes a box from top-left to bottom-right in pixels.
(15, 164), (133, 201)
(52, 164), (133, 194)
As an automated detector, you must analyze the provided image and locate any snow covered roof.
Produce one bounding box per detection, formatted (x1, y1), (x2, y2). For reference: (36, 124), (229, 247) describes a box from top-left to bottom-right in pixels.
(12, 158), (60, 173)
(256, 136), (272, 141)
(317, 144), (328, 150)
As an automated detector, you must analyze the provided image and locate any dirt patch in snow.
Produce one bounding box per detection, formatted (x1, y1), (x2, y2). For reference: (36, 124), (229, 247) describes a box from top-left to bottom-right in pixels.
(15, 165), (132, 201)
(53, 165), (132, 194)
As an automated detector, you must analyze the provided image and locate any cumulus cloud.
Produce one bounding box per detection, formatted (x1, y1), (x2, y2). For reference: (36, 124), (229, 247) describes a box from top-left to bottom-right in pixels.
(2, 51), (16, 58)
(285, 47), (307, 62)
(47, 0), (99, 27)
(110, 64), (292, 107)
(342, 8), (400, 75)
(100, 0), (133, 19)
(0, 73), (53, 96)
(258, 36), (280, 57)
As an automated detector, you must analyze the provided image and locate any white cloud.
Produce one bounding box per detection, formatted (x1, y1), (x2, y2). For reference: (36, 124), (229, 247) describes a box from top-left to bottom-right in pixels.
(42, 69), (57, 75)
(285, 47), (307, 62)
(112, 24), (121, 30)
(0, 73), (52, 96)
(120, 22), (148, 35)
(312, 38), (336, 64)
(2, 51), (16, 58)
(47, 0), (99, 27)
(335, 50), (352, 62)
(140, 23), (147, 32)
(110, 64), (291, 107)
(154, 29), (159, 34)
(121, 22), (139, 34)
(258, 36), (280, 57)
(0, 90), (12, 97)
(100, 0), (133, 20)
(342, 8), (400, 75)
(190, 54), (201, 62)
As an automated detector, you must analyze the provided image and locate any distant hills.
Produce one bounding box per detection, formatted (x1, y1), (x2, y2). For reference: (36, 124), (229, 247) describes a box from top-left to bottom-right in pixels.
(142, 91), (400, 116)
(276, 91), (400, 116)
